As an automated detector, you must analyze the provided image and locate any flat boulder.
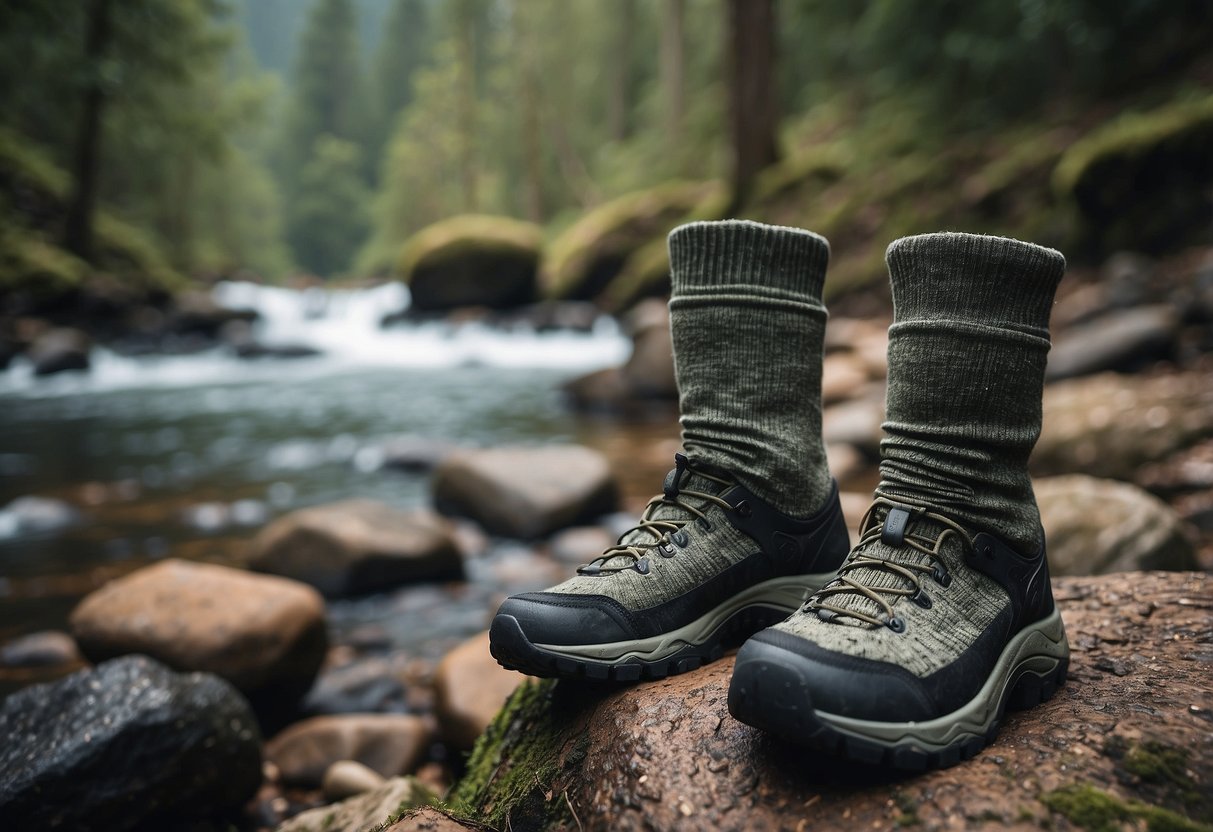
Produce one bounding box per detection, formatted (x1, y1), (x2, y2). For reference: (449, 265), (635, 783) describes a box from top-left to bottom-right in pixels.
(1034, 371), (1213, 481)
(277, 776), (435, 832)
(265, 713), (431, 787)
(449, 571), (1211, 831)
(70, 559), (327, 710)
(28, 326), (91, 376)
(433, 445), (619, 539)
(434, 631), (533, 750)
(1046, 305), (1179, 380)
(1036, 475), (1197, 575)
(0, 655), (261, 832)
(251, 500), (463, 596)
(398, 214), (542, 312)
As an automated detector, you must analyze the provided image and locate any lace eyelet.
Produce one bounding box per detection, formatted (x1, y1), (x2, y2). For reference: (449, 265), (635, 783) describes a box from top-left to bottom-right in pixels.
(887, 616), (907, 634)
(910, 588), (932, 609)
(671, 529), (689, 547)
(697, 518), (713, 531)
(932, 566), (952, 587)
(982, 544), (994, 559)
(735, 500), (752, 518)
(634, 557), (651, 575)
(658, 542), (676, 559)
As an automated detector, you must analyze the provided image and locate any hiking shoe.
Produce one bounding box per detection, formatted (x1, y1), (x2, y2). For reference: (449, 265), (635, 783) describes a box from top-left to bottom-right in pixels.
(728, 497), (1069, 770)
(489, 453), (851, 682)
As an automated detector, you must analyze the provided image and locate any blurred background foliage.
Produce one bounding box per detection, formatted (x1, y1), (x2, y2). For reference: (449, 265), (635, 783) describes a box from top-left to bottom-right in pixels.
(1, 0), (1210, 298)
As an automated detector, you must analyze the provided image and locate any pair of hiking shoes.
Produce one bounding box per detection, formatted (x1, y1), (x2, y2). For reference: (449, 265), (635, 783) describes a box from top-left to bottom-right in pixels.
(488, 453), (1068, 772)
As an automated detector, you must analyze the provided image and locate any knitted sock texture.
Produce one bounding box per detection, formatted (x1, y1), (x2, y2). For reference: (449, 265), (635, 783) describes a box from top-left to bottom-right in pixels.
(877, 232), (1066, 553)
(668, 220), (832, 518)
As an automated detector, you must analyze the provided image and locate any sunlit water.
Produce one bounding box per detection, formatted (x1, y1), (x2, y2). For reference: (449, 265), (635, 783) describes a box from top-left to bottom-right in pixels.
(0, 282), (644, 673)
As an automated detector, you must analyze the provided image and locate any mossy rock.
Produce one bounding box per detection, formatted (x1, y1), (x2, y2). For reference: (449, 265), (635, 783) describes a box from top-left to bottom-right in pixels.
(1053, 93), (1213, 255)
(541, 181), (722, 303)
(396, 214), (543, 312)
(598, 184), (732, 312)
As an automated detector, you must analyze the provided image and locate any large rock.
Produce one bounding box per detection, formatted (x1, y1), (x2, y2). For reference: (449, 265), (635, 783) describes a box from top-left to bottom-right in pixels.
(449, 571), (1212, 831)
(434, 631), (532, 750)
(251, 501), (463, 597)
(265, 713), (431, 787)
(540, 182), (720, 301)
(1046, 305), (1179, 380)
(70, 559), (327, 710)
(397, 214), (542, 312)
(433, 445), (619, 539)
(1036, 475), (1197, 575)
(276, 776), (436, 832)
(619, 299), (676, 399)
(28, 326), (90, 376)
(1034, 371), (1213, 481)
(383, 807), (484, 831)
(0, 655), (262, 832)
(0, 629), (80, 668)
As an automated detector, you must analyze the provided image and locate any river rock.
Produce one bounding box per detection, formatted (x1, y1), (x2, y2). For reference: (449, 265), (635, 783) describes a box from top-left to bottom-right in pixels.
(822, 388), (885, 456)
(28, 326), (91, 376)
(276, 776), (436, 832)
(451, 571), (1212, 831)
(821, 352), (870, 405)
(69, 558), (327, 710)
(547, 525), (613, 565)
(383, 807), (484, 831)
(265, 713), (431, 787)
(251, 501), (463, 596)
(0, 629), (80, 668)
(0, 655), (261, 832)
(301, 654), (410, 716)
(620, 300), (676, 399)
(434, 631), (531, 750)
(1034, 371), (1213, 481)
(561, 366), (633, 414)
(433, 445), (619, 539)
(1046, 305), (1179, 380)
(398, 215), (542, 311)
(1036, 475), (1197, 575)
(323, 760), (387, 801)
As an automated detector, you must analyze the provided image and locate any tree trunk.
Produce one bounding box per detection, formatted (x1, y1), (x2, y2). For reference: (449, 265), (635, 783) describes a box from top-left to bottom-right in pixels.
(608, 0), (636, 142)
(726, 0), (779, 208)
(514, 2), (543, 222)
(64, 0), (113, 261)
(661, 0), (686, 150)
(455, 0), (478, 212)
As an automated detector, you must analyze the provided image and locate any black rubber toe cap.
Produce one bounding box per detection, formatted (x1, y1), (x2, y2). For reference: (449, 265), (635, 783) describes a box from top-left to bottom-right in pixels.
(738, 628), (938, 722)
(494, 592), (637, 646)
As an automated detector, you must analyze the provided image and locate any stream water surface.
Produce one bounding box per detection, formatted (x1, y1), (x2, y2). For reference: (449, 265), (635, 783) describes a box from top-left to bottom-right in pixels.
(0, 283), (673, 684)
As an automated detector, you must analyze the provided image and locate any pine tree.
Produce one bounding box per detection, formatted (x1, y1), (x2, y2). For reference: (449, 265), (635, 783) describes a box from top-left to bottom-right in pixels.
(366, 0), (430, 181)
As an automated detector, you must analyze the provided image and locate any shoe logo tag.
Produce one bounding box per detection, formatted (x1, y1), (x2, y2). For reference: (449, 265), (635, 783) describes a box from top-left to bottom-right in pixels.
(774, 533), (800, 564)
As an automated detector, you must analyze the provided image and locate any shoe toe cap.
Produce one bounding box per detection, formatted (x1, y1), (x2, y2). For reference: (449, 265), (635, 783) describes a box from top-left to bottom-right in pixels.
(494, 592), (636, 646)
(737, 628), (938, 723)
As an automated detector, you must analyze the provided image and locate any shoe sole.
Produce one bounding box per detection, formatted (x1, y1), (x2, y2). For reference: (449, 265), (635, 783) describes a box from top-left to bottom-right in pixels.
(728, 606), (1069, 771)
(489, 573), (837, 682)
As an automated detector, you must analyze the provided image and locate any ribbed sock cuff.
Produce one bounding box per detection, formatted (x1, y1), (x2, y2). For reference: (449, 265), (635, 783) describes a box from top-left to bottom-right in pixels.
(669, 220), (830, 304)
(886, 232), (1065, 333)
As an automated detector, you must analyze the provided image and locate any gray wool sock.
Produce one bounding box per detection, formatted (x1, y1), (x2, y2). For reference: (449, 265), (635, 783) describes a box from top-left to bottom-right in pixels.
(668, 220), (833, 518)
(877, 232), (1066, 552)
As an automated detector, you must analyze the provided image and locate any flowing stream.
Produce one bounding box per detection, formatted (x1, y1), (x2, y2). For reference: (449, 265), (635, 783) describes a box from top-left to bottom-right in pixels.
(0, 282), (641, 663)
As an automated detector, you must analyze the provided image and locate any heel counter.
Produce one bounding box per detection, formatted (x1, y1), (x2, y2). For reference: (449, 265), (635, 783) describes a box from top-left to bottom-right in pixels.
(723, 480), (851, 577)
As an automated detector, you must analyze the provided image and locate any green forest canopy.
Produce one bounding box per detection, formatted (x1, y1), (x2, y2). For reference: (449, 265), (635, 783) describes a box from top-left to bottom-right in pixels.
(0, 0), (1209, 284)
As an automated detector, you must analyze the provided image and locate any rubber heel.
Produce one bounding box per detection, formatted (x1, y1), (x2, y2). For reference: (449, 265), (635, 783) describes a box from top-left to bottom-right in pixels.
(1006, 655), (1068, 710)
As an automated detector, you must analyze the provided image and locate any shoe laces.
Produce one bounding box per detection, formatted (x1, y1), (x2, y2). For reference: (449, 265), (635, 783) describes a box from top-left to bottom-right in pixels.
(805, 496), (973, 629)
(577, 453), (734, 576)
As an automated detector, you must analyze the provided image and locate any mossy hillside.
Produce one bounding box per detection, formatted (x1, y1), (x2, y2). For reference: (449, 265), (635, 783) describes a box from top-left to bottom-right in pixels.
(396, 214), (543, 311)
(600, 183), (732, 312)
(0, 145), (183, 308)
(0, 129), (184, 303)
(1053, 92), (1213, 254)
(540, 180), (722, 302)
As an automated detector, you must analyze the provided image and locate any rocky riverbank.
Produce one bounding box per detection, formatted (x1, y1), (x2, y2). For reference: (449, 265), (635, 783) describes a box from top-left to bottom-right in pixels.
(1, 245), (1211, 830)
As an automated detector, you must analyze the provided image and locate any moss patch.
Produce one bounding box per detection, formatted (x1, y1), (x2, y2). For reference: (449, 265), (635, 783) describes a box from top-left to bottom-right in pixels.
(396, 214), (543, 279)
(445, 679), (592, 831)
(1043, 784), (1212, 832)
(541, 181), (721, 302)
